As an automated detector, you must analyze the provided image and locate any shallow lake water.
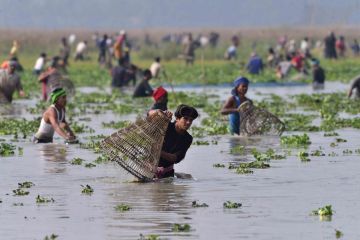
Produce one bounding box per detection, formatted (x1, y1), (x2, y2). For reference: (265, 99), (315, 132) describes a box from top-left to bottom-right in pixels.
(1, 82), (359, 240)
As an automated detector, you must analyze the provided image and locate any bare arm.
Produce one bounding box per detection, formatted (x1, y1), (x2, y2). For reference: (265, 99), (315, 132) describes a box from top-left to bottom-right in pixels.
(220, 96), (238, 115)
(60, 120), (76, 139)
(46, 108), (73, 140)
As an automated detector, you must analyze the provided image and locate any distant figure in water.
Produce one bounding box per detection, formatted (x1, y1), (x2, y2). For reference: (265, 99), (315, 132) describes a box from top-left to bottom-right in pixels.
(0, 60), (25, 103)
(133, 69), (153, 98)
(311, 59), (325, 90)
(149, 86), (168, 112)
(221, 77), (251, 135)
(33, 88), (76, 143)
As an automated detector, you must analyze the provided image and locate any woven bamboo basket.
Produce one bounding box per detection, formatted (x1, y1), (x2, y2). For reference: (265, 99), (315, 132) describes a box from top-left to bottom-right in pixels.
(47, 77), (75, 99)
(238, 101), (285, 136)
(100, 111), (170, 181)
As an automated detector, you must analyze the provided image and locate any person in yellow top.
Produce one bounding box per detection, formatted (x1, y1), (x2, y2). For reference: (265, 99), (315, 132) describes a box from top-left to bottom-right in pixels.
(10, 40), (19, 58)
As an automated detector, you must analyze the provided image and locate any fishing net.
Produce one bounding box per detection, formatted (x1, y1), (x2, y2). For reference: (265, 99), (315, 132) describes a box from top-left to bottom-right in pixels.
(46, 77), (75, 99)
(238, 101), (285, 136)
(100, 111), (170, 181)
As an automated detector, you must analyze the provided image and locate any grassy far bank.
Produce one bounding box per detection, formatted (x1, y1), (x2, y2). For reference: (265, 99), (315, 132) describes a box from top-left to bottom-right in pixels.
(4, 43), (360, 96)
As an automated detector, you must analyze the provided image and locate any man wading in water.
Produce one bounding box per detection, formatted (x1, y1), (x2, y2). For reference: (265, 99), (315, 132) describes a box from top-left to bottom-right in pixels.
(151, 104), (198, 178)
(221, 77), (251, 135)
(33, 88), (76, 143)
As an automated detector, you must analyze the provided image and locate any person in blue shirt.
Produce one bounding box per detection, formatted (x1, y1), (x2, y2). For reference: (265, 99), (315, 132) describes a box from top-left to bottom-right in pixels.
(221, 77), (251, 135)
(246, 52), (263, 75)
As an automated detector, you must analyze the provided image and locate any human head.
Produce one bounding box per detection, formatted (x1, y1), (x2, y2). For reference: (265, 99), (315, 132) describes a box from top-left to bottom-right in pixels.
(155, 57), (161, 63)
(231, 76), (249, 97)
(143, 69), (152, 81)
(311, 58), (320, 67)
(50, 88), (67, 106)
(40, 52), (47, 58)
(8, 60), (17, 73)
(174, 104), (198, 131)
(50, 56), (60, 68)
(152, 86), (168, 103)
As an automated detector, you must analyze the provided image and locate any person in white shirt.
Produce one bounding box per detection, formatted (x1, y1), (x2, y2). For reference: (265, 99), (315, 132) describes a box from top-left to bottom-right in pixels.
(74, 41), (87, 61)
(33, 53), (47, 75)
(150, 57), (162, 78)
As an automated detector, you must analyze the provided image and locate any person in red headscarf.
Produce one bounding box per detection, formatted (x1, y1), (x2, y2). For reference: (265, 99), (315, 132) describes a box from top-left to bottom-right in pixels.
(151, 86), (168, 110)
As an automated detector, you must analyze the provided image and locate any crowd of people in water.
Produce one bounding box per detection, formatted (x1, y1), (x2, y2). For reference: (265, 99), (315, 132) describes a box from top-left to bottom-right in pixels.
(1, 30), (360, 178)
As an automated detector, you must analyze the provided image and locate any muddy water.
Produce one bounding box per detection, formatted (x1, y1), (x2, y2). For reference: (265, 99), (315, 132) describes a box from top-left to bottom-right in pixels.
(1, 82), (360, 240)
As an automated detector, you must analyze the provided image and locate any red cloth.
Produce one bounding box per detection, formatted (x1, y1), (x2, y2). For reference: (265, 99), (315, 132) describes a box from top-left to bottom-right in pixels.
(152, 86), (167, 101)
(291, 55), (303, 71)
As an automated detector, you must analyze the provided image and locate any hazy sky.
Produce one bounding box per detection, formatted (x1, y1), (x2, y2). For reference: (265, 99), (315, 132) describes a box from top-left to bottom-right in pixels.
(0, 0), (359, 29)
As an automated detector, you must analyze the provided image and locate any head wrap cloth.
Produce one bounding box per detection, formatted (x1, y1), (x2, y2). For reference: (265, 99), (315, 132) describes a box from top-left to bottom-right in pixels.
(231, 76), (249, 96)
(50, 88), (66, 104)
(174, 104), (199, 119)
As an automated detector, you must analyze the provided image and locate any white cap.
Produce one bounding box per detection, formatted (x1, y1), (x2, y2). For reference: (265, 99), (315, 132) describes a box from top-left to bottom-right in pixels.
(120, 30), (126, 35)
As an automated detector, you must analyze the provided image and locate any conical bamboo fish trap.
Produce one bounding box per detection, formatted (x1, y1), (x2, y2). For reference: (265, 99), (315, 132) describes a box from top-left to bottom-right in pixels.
(47, 77), (75, 99)
(238, 101), (285, 136)
(100, 111), (170, 181)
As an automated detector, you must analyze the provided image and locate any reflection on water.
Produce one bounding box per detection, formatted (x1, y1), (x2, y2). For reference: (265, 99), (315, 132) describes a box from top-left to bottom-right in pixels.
(38, 143), (69, 174)
(106, 181), (193, 239)
(228, 135), (280, 152)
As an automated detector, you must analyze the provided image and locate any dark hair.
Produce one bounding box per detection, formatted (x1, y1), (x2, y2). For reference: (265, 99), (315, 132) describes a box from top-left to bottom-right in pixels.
(174, 104), (198, 119)
(155, 57), (161, 62)
(143, 69), (152, 79)
(40, 52), (47, 57)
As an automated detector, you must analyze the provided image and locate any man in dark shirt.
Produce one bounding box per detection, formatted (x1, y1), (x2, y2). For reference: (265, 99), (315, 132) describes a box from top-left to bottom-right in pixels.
(133, 69), (153, 97)
(111, 59), (127, 88)
(155, 104), (198, 178)
(311, 59), (325, 90)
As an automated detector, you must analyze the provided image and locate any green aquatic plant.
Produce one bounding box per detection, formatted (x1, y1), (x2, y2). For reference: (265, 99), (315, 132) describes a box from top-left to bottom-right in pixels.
(18, 181), (35, 188)
(139, 234), (160, 240)
(172, 223), (191, 232)
(0, 142), (16, 156)
(192, 201), (209, 208)
(13, 188), (29, 196)
(230, 145), (245, 155)
(102, 120), (131, 129)
(114, 204), (132, 212)
(330, 142), (338, 147)
(335, 138), (347, 143)
(310, 150), (325, 156)
(94, 155), (110, 164)
(324, 132), (339, 137)
(223, 201), (242, 209)
(280, 134), (311, 147)
(84, 163), (96, 168)
(12, 203), (23, 206)
(43, 234), (58, 240)
(312, 205), (333, 216)
(239, 161), (270, 169)
(213, 163), (225, 168)
(81, 185), (94, 195)
(36, 195), (55, 204)
(235, 167), (253, 174)
(298, 151), (311, 162)
(335, 229), (343, 239)
(79, 140), (101, 153)
(0, 118), (39, 138)
(70, 157), (84, 165)
(343, 149), (353, 155)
